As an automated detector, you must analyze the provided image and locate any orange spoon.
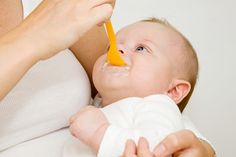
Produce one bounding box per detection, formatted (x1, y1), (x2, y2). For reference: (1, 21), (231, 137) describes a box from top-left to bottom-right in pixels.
(105, 20), (126, 66)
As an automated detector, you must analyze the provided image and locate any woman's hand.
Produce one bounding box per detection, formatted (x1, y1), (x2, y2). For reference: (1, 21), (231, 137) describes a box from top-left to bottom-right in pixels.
(122, 130), (215, 157)
(13, 0), (115, 60)
(153, 130), (214, 157)
(121, 138), (154, 157)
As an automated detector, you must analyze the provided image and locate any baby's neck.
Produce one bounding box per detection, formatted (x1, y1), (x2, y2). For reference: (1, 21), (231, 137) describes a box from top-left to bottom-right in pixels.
(98, 92), (131, 107)
(99, 93), (159, 107)
(101, 96), (119, 107)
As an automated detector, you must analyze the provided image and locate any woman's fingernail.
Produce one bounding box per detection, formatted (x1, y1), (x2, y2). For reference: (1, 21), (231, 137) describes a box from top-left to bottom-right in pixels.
(126, 139), (132, 144)
(154, 144), (166, 156)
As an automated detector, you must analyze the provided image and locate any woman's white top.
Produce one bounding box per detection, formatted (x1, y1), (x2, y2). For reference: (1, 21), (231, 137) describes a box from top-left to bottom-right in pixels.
(0, 0), (91, 156)
(0, 1), (209, 157)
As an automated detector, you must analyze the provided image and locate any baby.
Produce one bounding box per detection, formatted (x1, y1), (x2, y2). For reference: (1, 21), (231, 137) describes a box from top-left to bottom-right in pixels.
(63, 18), (199, 157)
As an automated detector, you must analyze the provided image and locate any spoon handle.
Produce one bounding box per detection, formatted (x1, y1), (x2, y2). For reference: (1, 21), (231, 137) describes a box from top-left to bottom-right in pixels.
(105, 20), (126, 66)
(105, 20), (116, 45)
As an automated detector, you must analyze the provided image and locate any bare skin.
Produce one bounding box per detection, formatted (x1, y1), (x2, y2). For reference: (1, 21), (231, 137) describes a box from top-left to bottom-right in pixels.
(0, 0), (23, 36)
(0, 0), (112, 99)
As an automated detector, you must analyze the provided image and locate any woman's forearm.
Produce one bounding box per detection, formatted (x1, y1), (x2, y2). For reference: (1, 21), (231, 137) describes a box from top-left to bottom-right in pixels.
(0, 29), (37, 100)
(0, 28), (39, 100)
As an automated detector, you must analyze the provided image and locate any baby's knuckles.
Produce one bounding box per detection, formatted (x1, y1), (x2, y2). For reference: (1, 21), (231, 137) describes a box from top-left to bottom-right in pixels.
(70, 106), (107, 145)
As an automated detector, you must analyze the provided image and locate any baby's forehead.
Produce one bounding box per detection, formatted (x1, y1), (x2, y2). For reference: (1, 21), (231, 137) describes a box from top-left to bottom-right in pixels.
(118, 22), (171, 35)
(117, 22), (183, 44)
(117, 22), (185, 53)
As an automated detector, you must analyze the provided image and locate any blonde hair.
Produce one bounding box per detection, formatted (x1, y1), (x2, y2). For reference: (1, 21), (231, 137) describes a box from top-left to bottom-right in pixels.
(142, 18), (199, 112)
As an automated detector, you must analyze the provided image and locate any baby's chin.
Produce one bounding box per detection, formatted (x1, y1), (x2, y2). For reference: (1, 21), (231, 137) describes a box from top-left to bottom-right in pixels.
(94, 64), (131, 92)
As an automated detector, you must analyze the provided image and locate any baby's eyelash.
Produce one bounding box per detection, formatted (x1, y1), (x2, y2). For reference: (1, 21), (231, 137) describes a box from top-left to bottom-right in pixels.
(135, 44), (151, 53)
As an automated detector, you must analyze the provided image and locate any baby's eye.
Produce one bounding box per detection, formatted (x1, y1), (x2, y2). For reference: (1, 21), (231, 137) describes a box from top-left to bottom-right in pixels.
(135, 45), (149, 53)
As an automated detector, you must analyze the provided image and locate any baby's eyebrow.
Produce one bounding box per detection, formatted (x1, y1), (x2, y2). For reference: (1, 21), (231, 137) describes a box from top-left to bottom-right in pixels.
(142, 38), (162, 53)
(143, 39), (156, 46)
(141, 39), (159, 49)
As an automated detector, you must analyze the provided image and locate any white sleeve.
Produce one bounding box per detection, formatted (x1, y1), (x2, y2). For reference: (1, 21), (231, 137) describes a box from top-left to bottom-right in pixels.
(98, 96), (184, 157)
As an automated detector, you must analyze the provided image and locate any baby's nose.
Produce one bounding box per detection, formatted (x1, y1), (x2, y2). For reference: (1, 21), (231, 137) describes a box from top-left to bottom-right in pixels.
(117, 49), (131, 65)
(118, 49), (125, 54)
(117, 45), (130, 55)
(118, 48), (131, 57)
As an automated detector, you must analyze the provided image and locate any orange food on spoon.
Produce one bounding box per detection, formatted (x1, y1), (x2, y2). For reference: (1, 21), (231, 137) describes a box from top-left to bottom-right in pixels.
(105, 20), (126, 66)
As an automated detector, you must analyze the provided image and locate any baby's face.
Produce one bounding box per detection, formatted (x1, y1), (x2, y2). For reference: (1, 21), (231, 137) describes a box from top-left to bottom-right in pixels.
(93, 22), (181, 102)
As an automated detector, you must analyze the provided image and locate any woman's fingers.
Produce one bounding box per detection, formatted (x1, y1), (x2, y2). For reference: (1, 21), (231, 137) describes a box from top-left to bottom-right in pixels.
(89, 3), (113, 25)
(89, 0), (115, 23)
(122, 139), (137, 157)
(137, 137), (153, 157)
(153, 130), (198, 157)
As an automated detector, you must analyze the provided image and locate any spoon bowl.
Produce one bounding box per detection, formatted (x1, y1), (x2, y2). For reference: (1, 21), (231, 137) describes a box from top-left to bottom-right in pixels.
(105, 20), (126, 66)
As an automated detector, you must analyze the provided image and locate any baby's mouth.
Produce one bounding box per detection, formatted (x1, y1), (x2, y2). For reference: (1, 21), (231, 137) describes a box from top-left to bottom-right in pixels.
(102, 62), (130, 70)
(102, 55), (131, 72)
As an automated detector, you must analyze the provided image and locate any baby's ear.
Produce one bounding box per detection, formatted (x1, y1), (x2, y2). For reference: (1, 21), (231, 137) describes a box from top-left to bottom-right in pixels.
(166, 79), (191, 104)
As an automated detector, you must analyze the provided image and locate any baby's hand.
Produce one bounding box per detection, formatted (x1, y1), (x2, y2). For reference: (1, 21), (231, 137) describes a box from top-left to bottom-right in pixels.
(69, 106), (109, 152)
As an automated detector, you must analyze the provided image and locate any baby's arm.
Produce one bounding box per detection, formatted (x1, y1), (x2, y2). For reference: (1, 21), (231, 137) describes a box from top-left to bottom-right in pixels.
(69, 106), (109, 152)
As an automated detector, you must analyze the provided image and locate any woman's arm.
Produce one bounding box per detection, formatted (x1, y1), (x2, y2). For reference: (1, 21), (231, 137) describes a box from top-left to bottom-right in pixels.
(0, 0), (113, 100)
(0, 25), (39, 100)
(0, 0), (23, 36)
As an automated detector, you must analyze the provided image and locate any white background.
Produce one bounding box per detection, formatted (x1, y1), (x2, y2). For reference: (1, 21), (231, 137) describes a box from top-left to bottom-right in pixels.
(112, 0), (236, 156)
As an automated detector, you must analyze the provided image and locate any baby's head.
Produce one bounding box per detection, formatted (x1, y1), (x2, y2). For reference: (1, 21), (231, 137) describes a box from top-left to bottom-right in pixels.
(93, 18), (198, 112)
